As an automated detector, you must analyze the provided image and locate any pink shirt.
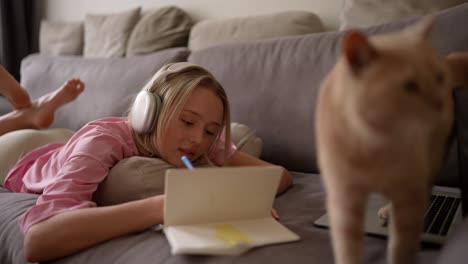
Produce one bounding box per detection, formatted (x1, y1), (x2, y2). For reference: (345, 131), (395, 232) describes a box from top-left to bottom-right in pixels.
(4, 117), (235, 233)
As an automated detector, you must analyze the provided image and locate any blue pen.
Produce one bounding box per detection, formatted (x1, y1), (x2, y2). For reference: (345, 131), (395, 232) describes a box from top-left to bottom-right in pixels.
(181, 155), (194, 170)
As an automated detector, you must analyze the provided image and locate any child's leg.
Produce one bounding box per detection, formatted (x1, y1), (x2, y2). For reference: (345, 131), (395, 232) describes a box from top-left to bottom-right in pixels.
(0, 78), (84, 136)
(0, 66), (31, 109)
(0, 128), (75, 186)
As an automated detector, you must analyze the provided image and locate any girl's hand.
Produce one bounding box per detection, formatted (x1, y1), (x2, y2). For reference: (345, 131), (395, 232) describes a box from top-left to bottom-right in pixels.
(271, 208), (279, 220)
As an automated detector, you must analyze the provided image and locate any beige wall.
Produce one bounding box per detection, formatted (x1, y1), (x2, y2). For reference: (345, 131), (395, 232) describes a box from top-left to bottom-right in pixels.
(42, 0), (342, 30)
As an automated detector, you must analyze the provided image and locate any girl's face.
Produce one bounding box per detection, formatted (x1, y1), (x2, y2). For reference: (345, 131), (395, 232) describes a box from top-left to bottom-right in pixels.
(155, 86), (224, 168)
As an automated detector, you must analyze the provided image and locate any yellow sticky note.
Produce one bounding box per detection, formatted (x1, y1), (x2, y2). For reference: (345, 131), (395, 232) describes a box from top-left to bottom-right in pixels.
(213, 224), (252, 245)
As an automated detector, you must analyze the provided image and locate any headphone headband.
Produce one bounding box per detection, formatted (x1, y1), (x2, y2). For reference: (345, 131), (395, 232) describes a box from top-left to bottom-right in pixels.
(131, 62), (210, 134)
(143, 62), (209, 92)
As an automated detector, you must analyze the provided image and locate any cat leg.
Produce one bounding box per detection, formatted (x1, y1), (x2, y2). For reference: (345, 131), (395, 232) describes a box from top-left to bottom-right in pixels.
(327, 186), (368, 264)
(377, 202), (391, 226)
(387, 194), (427, 264)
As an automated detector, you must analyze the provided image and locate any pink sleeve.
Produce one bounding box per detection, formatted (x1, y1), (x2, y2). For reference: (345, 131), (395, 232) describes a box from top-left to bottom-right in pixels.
(19, 156), (109, 233)
(207, 131), (237, 166)
(18, 119), (138, 234)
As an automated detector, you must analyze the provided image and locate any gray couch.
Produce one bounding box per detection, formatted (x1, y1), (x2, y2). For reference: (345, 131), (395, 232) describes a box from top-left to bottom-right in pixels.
(2, 3), (468, 264)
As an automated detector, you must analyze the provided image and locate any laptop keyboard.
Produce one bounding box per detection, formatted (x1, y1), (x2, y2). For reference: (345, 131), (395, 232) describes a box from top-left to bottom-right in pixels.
(423, 194), (460, 236)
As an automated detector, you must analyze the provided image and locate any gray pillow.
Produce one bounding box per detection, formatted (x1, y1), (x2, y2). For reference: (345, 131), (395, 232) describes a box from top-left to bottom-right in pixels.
(0, 129), (75, 187)
(340, 0), (468, 30)
(39, 20), (84, 55)
(93, 157), (171, 206)
(231, 122), (263, 158)
(126, 6), (193, 57)
(92, 122), (263, 206)
(84, 7), (141, 57)
(188, 11), (325, 51)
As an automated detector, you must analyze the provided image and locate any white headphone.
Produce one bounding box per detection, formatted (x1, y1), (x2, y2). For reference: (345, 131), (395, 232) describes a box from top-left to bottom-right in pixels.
(130, 62), (208, 134)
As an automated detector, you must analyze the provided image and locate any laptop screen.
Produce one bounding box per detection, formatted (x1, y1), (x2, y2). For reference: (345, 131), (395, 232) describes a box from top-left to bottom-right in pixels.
(454, 88), (468, 217)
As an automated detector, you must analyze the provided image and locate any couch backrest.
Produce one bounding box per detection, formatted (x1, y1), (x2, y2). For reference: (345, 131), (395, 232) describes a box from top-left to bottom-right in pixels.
(189, 3), (468, 175)
(21, 47), (189, 131)
(19, 3), (468, 178)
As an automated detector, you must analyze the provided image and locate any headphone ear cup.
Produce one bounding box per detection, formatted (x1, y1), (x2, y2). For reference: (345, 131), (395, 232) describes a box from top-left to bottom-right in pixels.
(131, 91), (162, 134)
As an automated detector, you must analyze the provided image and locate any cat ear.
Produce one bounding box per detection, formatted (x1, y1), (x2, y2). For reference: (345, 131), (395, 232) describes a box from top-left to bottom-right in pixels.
(343, 30), (378, 75)
(408, 15), (435, 41)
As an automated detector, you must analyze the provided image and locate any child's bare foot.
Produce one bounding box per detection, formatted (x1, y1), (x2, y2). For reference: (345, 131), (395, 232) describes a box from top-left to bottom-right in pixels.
(0, 67), (31, 109)
(27, 78), (85, 128)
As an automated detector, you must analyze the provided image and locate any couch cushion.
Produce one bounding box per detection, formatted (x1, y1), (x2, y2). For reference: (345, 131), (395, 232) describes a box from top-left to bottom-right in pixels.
(455, 87), (468, 213)
(39, 20), (84, 56)
(84, 7), (141, 57)
(0, 129), (74, 187)
(0, 96), (12, 116)
(0, 188), (37, 264)
(0, 173), (441, 264)
(188, 11), (325, 51)
(340, 0), (467, 30)
(188, 3), (468, 173)
(126, 6), (193, 56)
(435, 216), (468, 264)
(20, 48), (190, 131)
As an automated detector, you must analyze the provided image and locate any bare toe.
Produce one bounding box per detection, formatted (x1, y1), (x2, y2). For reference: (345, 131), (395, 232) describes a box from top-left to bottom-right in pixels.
(49, 78), (85, 107)
(62, 79), (85, 102)
(25, 78), (85, 129)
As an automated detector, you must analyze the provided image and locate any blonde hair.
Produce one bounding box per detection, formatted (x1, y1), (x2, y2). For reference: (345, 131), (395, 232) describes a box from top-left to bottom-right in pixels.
(127, 64), (231, 166)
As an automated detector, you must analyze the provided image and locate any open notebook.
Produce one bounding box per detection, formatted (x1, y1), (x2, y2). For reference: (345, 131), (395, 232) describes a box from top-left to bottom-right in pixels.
(163, 166), (300, 255)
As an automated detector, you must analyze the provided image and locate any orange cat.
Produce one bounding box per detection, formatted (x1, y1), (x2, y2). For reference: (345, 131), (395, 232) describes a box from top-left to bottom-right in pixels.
(315, 18), (463, 264)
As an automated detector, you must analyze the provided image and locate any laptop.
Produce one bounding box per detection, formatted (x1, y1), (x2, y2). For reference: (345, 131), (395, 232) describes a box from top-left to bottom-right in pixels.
(163, 166), (300, 255)
(314, 143), (468, 245)
(313, 185), (465, 244)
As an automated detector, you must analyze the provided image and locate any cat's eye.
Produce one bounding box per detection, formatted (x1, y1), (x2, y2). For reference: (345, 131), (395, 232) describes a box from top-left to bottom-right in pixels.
(436, 71), (445, 84)
(403, 80), (419, 94)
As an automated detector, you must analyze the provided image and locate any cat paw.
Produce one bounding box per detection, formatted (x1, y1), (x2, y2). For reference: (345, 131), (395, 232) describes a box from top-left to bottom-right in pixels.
(378, 204), (390, 227)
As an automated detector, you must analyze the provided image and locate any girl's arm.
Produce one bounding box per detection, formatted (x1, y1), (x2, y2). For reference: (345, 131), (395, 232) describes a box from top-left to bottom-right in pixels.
(24, 195), (164, 262)
(225, 150), (293, 194)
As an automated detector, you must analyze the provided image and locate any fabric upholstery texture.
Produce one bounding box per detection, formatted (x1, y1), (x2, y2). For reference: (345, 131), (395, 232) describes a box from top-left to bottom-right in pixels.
(93, 157), (171, 206)
(0, 96), (12, 116)
(188, 3), (468, 175)
(437, 85), (468, 264)
(188, 11), (325, 51)
(84, 7), (141, 57)
(20, 47), (190, 131)
(436, 217), (468, 264)
(0, 188), (37, 264)
(0, 173), (441, 264)
(455, 88), (468, 212)
(340, 0), (468, 30)
(126, 6), (193, 56)
(39, 20), (84, 55)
